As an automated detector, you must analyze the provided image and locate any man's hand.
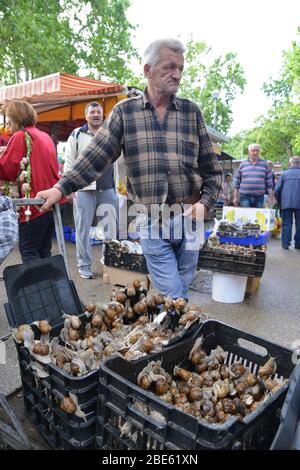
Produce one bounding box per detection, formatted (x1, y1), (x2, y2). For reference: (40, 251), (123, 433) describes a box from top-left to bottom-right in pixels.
(266, 196), (273, 208)
(66, 193), (75, 204)
(233, 198), (239, 207)
(35, 188), (63, 212)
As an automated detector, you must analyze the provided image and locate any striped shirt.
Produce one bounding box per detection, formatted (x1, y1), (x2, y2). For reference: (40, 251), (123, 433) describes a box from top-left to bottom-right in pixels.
(55, 90), (223, 209)
(0, 196), (18, 265)
(234, 158), (273, 196)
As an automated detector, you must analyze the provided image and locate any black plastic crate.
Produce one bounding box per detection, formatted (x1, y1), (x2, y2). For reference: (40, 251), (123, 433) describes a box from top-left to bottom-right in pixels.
(271, 362), (300, 449)
(3, 255), (83, 327)
(3, 256), (98, 449)
(104, 243), (148, 274)
(96, 320), (295, 450)
(197, 247), (266, 277)
(14, 315), (98, 449)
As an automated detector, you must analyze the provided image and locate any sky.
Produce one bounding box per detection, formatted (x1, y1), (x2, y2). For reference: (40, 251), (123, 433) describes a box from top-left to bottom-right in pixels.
(127, 0), (300, 136)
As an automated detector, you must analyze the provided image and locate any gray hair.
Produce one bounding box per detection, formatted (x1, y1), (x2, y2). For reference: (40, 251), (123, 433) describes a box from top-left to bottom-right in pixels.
(248, 143), (260, 152)
(289, 156), (300, 167)
(143, 38), (185, 67)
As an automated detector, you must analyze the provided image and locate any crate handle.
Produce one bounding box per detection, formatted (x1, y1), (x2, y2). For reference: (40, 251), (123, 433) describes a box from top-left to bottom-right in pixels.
(237, 338), (268, 357)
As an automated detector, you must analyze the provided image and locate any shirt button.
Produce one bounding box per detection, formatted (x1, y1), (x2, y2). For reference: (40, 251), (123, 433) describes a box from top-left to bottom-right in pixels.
(167, 171), (171, 175)
(164, 153), (168, 157)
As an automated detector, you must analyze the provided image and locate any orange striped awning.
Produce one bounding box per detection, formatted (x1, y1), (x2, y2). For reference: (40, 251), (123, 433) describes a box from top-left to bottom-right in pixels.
(0, 72), (123, 104)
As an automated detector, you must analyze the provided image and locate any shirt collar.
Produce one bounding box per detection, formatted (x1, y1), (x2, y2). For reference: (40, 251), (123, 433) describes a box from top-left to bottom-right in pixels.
(142, 88), (179, 110)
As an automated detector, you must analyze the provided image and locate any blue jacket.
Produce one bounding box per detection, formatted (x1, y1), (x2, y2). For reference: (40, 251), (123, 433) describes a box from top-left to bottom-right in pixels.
(275, 167), (300, 209)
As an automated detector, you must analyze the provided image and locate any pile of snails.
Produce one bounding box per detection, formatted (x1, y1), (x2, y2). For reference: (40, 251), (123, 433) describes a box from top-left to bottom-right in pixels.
(12, 281), (206, 380)
(135, 338), (287, 426)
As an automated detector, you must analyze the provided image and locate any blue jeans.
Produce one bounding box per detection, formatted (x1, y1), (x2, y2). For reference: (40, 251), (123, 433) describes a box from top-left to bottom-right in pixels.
(140, 215), (201, 299)
(281, 209), (300, 248)
(239, 194), (265, 208)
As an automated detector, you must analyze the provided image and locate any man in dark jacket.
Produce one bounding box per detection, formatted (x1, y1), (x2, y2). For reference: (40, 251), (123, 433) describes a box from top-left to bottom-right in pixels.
(275, 156), (300, 249)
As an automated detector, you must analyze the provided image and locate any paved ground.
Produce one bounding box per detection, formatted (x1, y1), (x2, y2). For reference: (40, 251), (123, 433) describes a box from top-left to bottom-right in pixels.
(1, 235), (300, 396)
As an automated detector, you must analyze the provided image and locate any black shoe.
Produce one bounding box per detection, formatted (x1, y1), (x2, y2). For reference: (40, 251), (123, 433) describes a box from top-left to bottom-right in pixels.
(282, 245), (289, 249)
(295, 246), (300, 249)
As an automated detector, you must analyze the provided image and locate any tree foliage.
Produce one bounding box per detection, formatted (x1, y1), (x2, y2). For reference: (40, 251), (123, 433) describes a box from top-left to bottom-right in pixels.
(225, 27), (300, 165)
(179, 36), (246, 134)
(0, 0), (137, 85)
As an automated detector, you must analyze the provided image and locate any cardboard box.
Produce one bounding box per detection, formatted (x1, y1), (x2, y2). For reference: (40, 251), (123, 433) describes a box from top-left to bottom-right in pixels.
(246, 276), (261, 294)
(222, 206), (275, 231)
(103, 265), (151, 288)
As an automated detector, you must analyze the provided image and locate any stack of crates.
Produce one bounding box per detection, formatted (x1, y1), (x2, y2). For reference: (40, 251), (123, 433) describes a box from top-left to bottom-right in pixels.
(104, 242), (148, 274)
(3, 255), (99, 449)
(95, 320), (295, 450)
(197, 246), (266, 277)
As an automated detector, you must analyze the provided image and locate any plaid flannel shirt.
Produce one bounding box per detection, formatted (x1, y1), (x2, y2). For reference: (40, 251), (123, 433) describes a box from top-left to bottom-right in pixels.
(0, 196), (18, 265)
(56, 91), (223, 209)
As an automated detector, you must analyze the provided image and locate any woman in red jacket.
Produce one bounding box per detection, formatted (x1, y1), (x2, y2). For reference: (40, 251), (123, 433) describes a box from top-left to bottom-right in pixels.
(0, 100), (59, 262)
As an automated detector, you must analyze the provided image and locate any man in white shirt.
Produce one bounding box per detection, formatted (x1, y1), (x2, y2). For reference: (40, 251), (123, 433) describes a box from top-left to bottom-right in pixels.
(64, 102), (118, 279)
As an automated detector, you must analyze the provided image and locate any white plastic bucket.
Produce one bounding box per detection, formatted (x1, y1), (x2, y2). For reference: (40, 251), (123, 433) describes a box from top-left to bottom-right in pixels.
(212, 272), (247, 303)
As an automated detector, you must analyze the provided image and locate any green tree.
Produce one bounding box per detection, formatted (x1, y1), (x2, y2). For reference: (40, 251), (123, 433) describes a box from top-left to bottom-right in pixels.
(0, 0), (79, 84)
(179, 36), (246, 134)
(263, 26), (300, 105)
(68, 0), (138, 83)
(225, 27), (300, 163)
(0, 0), (137, 85)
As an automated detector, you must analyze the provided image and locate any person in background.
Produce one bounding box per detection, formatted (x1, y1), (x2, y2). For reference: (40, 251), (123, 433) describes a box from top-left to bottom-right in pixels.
(36, 38), (223, 300)
(220, 173), (234, 206)
(64, 102), (119, 279)
(274, 156), (300, 250)
(0, 100), (59, 263)
(264, 161), (276, 206)
(233, 143), (274, 208)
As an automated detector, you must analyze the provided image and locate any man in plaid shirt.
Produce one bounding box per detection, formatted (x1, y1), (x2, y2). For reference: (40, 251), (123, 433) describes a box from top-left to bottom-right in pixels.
(0, 196), (18, 265)
(37, 38), (223, 299)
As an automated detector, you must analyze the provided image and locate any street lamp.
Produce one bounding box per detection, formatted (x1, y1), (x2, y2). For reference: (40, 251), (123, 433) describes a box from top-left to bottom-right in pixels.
(211, 89), (220, 129)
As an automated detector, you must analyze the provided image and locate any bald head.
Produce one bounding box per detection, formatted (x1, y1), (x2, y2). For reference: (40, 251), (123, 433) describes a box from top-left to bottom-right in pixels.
(289, 156), (300, 168)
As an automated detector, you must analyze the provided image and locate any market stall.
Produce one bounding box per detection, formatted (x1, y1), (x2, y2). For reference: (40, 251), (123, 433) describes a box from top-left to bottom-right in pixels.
(0, 72), (126, 143)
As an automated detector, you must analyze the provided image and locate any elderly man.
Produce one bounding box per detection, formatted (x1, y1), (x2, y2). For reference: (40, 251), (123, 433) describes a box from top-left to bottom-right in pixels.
(36, 38), (223, 300)
(234, 143), (274, 208)
(275, 156), (300, 250)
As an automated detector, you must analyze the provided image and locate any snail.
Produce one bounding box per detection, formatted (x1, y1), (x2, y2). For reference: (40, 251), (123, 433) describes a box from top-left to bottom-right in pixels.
(91, 313), (103, 328)
(174, 367), (193, 382)
(35, 320), (52, 335)
(188, 387), (202, 402)
(85, 302), (96, 313)
(68, 328), (79, 341)
(12, 324), (34, 344)
(32, 343), (49, 356)
(174, 298), (187, 312)
(155, 378), (169, 396)
(258, 357), (277, 378)
(60, 396), (77, 414)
